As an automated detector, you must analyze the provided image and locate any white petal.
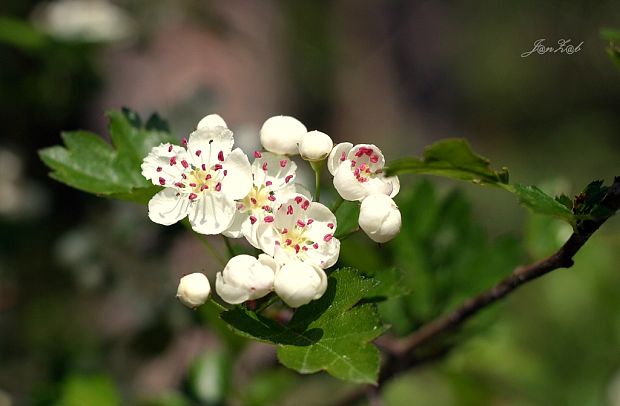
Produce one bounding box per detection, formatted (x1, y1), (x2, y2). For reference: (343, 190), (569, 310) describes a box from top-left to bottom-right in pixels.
(222, 210), (248, 238)
(141, 143), (189, 186)
(240, 214), (261, 248)
(257, 254), (279, 273)
(148, 188), (190, 225)
(327, 142), (353, 175)
(304, 238), (340, 269)
(197, 114), (227, 130)
(221, 148), (253, 200)
(251, 152), (297, 190)
(362, 177), (393, 196)
(256, 221), (281, 257)
(387, 176), (400, 198)
(333, 162), (367, 201)
(188, 193), (236, 235)
(216, 272), (249, 304)
(187, 126), (234, 167)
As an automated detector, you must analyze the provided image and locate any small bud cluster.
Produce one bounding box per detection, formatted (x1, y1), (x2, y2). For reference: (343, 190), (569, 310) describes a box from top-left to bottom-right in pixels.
(142, 113), (399, 310)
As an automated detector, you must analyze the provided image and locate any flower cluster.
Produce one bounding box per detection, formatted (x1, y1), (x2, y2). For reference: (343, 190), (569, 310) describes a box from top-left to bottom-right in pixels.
(143, 114), (401, 310)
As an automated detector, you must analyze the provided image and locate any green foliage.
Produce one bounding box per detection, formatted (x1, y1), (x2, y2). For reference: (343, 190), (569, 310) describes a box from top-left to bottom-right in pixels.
(221, 268), (387, 384)
(334, 200), (360, 239)
(384, 138), (587, 226)
(342, 180), (523, 336)
(55, 374), (119, 406)
(601, 28), (620, 72)
(506, 184), (575, 225)
(385, 138), (509, 185)
(39, 109), (175, 204)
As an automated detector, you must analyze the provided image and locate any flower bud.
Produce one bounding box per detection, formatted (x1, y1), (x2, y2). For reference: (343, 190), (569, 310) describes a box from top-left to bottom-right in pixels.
(260, 115), (307, 155)
(216, 254), (278, 304)
(197, 113), (227, 129)
(177, 273), (211, 308)
(298, 130), (333, 162)
(274, 261), (328, 308)
(358, 194), (402, 243)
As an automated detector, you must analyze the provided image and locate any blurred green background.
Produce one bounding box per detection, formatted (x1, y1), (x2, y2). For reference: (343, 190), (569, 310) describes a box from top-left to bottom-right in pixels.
(0, 0), (619, 405)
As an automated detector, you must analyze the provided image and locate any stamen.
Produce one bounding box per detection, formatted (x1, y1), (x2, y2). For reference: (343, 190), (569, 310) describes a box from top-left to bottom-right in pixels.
(181, 160), (189, 168)
(296, 219), (306, 227)
(188, 193), (198, 200)
(262, 162), (268, 171)
(340, 151), (346, 161)
(254, 151), (262, 158)
(268, 195), (276, 202)
(249, 216), (257, 225)
(307, 219), (314, 225)
(327, 223), (334, 229)
(215, 182), (222, 192)
(265, 180), (272, 186)
(168, 145), (173, 152)
(323, 234), (333, 242)
(294, 196), (303, 204)
(301, 200), (310, 210)
(202, 164), (207, 171)
(214, 164), (222, 171)
(287, 205), (294, 215)
(169, 156), (177, 166)
(218, 151), (224, 161)
(285, 175), (293, 183)
(181, 137), (187, 146)
(264, 215), (274, 223)
(158, 177), (166, 185)
(196, 150), (202, 157)
(156, 166), (162, 172)
(370, 155), (379, 163)
(280, 159), (287, 168)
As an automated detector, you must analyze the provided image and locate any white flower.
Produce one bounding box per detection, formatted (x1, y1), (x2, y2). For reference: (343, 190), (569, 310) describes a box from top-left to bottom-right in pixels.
(141, 122), (252, 235)
(216, 254), (278, 304)
(299, 130), (333, 162)
(177, 273), (211, 308)
(257, 195), (340, 269)
(274, 260), (328, 307)
(31, 0), (135, 43)
(197, 114), (227, 130)
(359, 194), (402, 243)
(222, 151), (306, 247)
(260, 115), (307, 155)
(328, 143), (400, 201)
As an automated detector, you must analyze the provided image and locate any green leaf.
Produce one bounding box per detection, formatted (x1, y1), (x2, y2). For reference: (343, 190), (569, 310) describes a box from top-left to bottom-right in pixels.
(334, 201), (360, 239)
(601, 28), (620, 72)
(221, 268), (386, 384)
(39, 109), (176, 203)
(364, 268), (412, 301)
(385, 138), (509, 185)
(56, 374), (120, 406)
(508, 184), (576, 225)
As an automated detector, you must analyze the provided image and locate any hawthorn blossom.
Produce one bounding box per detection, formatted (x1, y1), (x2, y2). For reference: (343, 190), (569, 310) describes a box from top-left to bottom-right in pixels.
(359, 194), (402, 243)
(274, 260), (327, 308)
(260, 115), (307, 155)
(177, 273), (211, 308)
(328, 143), (400, 201)
(257, 195), (340, 269)
(141, 122), (252, 234)
(299, 130), (333, 162)
(223, 151), (309, 247)
(216, 254), (278, 304)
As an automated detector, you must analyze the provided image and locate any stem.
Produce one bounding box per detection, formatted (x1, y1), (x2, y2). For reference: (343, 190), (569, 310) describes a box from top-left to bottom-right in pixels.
(222, 235), (235, 259)
(310, 160), (324, 202)
(183, 219), (226, 266)
(331, 196), (344, 213)
(255, 293), (280, 313)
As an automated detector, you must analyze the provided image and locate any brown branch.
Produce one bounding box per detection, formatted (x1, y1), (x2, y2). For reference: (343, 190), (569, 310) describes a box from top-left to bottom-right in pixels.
(336, 177), (620, 405)
(387, 176), (620, 357)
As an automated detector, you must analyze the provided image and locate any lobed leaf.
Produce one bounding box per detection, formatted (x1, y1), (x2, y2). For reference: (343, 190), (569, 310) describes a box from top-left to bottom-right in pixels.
(507, 184), (576, 226)
(385, 138), (509, 185)
(221, 268), (387, 384)
(39, 109), (176, 203)
(334, 201), (360, 239)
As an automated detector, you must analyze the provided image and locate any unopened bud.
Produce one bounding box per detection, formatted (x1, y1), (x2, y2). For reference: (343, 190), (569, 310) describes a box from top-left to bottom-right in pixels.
(299, 130), (333, 162)
(274, 261), (327, 308)
(216, 254), (278, 304)
(177, 273), (211, 308)
(197, 114), (227, 130)
(260, 115), (307, 155)
(359, 194), (401, 243)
